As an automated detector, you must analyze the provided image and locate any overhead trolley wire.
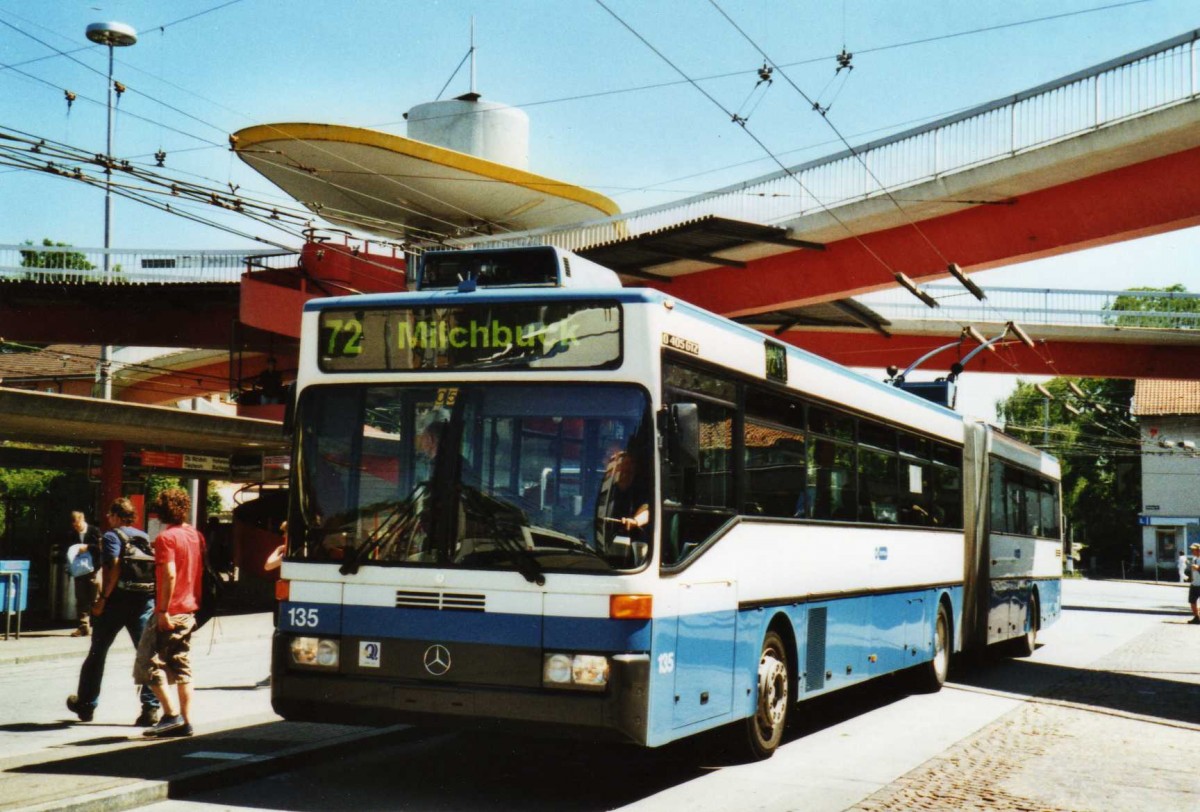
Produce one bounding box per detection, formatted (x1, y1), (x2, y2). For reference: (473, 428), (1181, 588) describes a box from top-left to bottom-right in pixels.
(0, 10), (475, 245)
(365, 0), (1151, 128)
(0, 56), (225, 149)
(0, 16), (233, 140)
(148, 0), (249, 32)
(705, 0), (1079, 381)
(0, 341), (246, 396)
(591, 0), (910, 283)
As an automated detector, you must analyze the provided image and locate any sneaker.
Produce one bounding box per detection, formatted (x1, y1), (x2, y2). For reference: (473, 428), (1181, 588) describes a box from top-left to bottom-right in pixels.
(159, 722), (193, 738)
(66, 695), (93, 723)
(134, 707), (161, 727)
(1189, 617), (1200, 625)
(142, 714), (186, 737)
(70, 628), (89, 637)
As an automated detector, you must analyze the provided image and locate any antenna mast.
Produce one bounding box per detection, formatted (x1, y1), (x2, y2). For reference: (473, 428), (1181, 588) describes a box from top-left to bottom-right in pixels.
(469, 16), (477, 95)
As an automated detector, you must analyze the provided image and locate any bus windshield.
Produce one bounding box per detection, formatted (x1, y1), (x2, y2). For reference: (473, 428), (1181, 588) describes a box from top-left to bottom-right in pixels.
(295, 383), (653, 574)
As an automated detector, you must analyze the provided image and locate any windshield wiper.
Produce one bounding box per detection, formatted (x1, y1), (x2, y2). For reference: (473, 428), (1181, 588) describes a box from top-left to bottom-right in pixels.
(460, 486), (545, 586)
(339, 486), (427, 575)
(492, 529), (546, 586)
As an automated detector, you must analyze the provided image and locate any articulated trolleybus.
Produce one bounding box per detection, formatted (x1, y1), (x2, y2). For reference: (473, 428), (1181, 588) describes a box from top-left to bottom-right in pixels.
(274, 245), (1063, 759)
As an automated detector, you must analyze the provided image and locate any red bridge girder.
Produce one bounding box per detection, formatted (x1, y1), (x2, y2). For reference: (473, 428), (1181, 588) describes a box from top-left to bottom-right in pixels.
(785, 331), (1200, 381)
(656, 145), (1200, 318)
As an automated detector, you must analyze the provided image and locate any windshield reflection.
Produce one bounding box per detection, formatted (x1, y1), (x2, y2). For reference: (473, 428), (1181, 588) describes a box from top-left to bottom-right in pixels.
(296, 383), (653, 574)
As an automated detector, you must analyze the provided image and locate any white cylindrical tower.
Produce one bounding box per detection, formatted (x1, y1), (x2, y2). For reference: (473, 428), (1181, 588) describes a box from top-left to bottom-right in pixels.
(406, 94), (530, 169)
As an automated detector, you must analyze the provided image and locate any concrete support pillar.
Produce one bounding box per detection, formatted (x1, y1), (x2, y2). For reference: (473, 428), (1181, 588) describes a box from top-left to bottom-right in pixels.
(196, 478), (210, 529)
(100, 440), (124, 515)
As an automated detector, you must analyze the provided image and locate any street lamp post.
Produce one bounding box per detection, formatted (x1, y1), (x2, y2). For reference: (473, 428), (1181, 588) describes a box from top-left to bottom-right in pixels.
(85, 21), (136, 399)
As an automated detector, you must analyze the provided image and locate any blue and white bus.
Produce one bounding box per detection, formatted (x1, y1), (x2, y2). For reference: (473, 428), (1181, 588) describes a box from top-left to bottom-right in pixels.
(273, 245), (1062, 759)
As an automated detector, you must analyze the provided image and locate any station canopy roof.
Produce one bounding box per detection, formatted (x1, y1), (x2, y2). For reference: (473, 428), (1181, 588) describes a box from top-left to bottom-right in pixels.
(0, 388), (287, 456)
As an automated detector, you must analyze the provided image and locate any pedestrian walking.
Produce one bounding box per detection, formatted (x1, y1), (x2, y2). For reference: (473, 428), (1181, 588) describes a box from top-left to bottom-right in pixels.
(66, 498), (161, 725)
(134, 488), (206, 738)
(66, 511), (102, 636)
(1188, 543), (1200, 625)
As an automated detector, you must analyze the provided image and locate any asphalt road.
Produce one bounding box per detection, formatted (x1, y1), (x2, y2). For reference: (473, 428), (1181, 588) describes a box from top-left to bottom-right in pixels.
(131, 578), (1195, 812)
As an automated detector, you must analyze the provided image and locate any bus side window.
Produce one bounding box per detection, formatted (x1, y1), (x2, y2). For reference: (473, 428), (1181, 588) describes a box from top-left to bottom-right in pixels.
(663, 509), (733, 567)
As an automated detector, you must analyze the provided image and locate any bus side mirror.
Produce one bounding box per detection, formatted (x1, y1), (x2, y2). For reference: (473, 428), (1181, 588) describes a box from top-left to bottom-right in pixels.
(282, 381), (297, 436)
(665, 403), (700, 469)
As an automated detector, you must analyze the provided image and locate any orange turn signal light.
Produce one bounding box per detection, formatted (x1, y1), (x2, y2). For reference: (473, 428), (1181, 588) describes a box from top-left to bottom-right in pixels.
(610, 594), (653, 620)
(274, 579), (290, 602)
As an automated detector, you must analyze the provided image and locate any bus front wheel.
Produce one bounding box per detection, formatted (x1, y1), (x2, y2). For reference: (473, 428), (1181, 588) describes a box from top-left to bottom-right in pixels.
(739, 629), (789, 760)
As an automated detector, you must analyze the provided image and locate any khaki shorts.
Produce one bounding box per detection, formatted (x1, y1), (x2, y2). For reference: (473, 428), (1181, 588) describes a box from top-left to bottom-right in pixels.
(133, 614), (196, 686)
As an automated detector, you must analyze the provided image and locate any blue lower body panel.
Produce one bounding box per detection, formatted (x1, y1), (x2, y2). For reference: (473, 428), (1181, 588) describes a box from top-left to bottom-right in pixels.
(643, 586), (964, 747)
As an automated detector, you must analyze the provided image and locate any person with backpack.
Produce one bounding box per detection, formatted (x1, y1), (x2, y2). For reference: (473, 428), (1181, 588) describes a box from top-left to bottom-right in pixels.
(66, 498), (161, 726)
(134, 488), (206, 738)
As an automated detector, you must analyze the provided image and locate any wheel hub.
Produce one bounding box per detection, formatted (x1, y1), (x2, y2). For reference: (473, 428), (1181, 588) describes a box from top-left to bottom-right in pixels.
(757, 652), (787, 728)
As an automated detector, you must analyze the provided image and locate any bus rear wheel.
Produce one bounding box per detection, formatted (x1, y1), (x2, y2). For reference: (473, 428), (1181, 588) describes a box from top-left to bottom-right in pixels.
(1010, 593), (1039, 657)
(739, 630), (789, 760)
(914, 603), (950, 693)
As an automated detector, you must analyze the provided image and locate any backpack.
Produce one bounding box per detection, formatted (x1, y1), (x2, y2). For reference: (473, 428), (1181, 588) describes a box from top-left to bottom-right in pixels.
(193, 538), (225, 630)
(115, 529), (156, 593)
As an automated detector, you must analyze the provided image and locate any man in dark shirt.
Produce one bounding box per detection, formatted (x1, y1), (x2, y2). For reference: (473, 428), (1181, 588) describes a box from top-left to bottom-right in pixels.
(67, 498), (161, 725)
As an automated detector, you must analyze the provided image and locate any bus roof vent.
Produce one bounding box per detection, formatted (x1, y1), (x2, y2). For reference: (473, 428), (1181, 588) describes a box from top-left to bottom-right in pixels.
(417, 245), (622, 291)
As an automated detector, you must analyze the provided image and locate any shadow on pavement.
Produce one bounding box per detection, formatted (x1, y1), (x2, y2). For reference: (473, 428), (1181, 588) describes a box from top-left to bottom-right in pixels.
(12, 721), (305, 781)
(1063, 604), (1190, 617)
(951, 645), (1200, 726)
(0, 722), (74, 733)
(63, 735), (133, 747)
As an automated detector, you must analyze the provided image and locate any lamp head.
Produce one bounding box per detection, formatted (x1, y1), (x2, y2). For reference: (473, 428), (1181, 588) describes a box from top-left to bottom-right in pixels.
(86, 22), (137, 47)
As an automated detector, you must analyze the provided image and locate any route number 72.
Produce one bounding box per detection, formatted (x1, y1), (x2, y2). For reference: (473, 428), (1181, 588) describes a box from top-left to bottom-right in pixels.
(325, 318), (364, 356)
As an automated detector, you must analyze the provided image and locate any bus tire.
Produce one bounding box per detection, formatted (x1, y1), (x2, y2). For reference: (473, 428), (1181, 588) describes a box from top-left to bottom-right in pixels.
(1010, 592), (1038, 658)
(739, 629), (789, 760)
(914, 602), (950, 693)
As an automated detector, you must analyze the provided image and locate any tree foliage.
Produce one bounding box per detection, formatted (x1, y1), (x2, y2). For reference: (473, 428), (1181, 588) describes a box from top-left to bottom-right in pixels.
(1103, 284), (1200, 329)
(0, 467), (66, 540)
(19, 239), (94, 271)
(146, 474), (223, 518)
(996, 378), (1140, 570)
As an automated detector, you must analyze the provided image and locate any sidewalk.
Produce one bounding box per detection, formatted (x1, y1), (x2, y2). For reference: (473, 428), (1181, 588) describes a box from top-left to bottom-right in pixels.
(0, 613), (416, 812)
(0, 611), (270, 667)
(853, 616), (1200, 811)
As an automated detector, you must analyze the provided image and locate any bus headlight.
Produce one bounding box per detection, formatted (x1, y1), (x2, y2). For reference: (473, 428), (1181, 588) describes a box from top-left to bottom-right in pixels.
(291, 636), (340, 668)
(542, 653), (610, 690)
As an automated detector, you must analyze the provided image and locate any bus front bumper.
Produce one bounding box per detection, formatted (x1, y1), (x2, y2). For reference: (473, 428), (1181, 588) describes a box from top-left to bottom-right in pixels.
(271, 638), (651, 745)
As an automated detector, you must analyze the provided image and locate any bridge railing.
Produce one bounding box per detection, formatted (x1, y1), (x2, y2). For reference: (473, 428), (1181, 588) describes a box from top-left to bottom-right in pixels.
(859, 285), (1200, 331)
(0, 245), (297, 284)
(457, 30), (1200, 253)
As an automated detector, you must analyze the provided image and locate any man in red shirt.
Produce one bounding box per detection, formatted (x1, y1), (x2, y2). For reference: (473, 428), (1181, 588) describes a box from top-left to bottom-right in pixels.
(133, 488), (205, 738)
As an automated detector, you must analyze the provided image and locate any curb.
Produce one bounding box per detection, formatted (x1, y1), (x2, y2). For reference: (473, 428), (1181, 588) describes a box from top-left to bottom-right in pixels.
(12, 723), (423, 812)
(0, 628), (273, 668)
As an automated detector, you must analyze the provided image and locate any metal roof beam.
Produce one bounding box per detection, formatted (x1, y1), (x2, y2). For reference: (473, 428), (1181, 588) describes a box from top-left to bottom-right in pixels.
(640, 247), (746, 269)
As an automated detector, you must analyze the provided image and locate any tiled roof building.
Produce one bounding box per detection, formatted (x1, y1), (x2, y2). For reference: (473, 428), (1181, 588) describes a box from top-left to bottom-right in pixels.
(1132, 379), (1200, 579)
(1131, 379), (1200, 416)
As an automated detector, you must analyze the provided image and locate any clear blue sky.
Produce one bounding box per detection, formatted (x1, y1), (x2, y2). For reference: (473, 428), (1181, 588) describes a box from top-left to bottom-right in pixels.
(2, 0), (1198, 416)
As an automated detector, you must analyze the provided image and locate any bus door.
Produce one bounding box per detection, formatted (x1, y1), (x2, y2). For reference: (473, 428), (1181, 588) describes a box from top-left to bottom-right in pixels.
(672, 578), (736, 728)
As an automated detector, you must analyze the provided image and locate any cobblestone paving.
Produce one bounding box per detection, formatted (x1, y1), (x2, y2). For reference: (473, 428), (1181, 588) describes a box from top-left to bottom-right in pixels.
(851, 621), (1200, 812)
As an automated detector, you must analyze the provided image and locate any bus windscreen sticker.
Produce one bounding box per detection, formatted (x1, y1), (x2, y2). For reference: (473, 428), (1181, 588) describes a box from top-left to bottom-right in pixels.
(319, 301), (621, 371)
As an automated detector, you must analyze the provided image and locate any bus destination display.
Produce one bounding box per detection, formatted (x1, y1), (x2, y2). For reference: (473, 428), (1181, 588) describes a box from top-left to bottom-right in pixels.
(319, 301), (622, 371)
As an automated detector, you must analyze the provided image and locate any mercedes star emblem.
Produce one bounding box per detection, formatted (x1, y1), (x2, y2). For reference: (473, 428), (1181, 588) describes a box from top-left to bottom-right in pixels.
(423, 644), (452, 676)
